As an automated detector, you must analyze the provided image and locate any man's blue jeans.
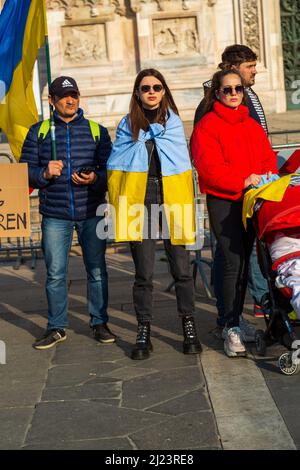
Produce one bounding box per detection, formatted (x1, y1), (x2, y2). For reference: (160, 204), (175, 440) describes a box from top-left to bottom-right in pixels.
(213, 241), (268, 326)
(247, 244), (269, 306)
(42, 216), (108, 330)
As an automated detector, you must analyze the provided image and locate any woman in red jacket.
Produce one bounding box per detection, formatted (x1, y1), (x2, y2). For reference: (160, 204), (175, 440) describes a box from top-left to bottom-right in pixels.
(191, 69), (278, 358)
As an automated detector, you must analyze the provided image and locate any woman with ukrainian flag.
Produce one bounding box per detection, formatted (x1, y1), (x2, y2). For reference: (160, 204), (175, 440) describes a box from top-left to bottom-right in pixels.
(107, 69), (202, 360)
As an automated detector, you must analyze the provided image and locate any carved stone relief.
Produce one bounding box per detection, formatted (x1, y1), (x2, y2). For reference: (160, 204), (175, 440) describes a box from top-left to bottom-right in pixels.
(112, 0), (126, 16)
(46, 0), (126, 19)
(153, 17), (200, 57)
(62, 23), (107, 65)
(129, 0), (216, 13)
(46, 0), (215, 17)
(242, 0), (261, 59)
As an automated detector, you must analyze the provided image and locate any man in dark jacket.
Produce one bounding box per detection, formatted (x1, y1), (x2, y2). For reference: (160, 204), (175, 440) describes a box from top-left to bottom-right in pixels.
(20, 76), (115, 349)
(193, 45), (269, 339)
(194, 45), (268, 133)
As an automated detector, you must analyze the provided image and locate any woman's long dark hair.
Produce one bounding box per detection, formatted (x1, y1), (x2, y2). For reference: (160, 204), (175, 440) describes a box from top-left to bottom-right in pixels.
(202, 69), (247, 116)
(129, 68), (179, 141)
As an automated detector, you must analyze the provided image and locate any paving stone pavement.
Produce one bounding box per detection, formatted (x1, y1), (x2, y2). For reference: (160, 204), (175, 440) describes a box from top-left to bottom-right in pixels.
(0, 250), (299, 450)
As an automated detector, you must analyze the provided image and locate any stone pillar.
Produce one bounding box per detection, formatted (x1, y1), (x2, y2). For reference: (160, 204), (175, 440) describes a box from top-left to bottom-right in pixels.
(262, 0), (286, 112)
(233, 0), (286, 113)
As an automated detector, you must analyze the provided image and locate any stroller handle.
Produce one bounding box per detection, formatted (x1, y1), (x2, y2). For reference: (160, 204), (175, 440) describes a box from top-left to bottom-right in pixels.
(244, 184), (257, 193)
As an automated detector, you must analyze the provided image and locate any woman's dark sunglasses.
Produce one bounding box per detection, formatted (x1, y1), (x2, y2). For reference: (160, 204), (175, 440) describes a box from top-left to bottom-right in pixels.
(221, 85), (244, 96)
(140, 84), (163, 93)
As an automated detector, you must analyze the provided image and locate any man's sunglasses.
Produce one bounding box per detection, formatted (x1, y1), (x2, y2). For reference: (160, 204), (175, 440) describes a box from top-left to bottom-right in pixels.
(140, 84), (164, 93)
(220, 85), (244, 96)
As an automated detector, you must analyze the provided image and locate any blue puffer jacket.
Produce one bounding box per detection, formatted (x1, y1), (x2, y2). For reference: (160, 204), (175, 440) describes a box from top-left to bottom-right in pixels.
(20, 108), (111, 221)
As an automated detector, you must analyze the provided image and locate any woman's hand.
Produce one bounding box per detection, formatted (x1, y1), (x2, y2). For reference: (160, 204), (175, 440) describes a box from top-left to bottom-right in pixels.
(244, 173), (261, 188)
(266, 171), (272, 180)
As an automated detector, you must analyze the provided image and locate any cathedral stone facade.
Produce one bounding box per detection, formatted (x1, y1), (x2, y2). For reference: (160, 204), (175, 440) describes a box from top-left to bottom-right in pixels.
(42, 1), (288, 126)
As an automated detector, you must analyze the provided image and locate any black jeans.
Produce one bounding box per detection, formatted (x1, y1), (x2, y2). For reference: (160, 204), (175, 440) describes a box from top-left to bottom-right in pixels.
(130, 177), (194, 323)
(206, 194), (255, 329)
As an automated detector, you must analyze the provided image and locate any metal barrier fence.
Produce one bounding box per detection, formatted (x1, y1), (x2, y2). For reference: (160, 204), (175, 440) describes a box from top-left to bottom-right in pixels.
(0, 152), (13, 163)
(0, 154), (114, 269)
(1, 139), (300, 293)
(269, 130), (300, 145)
(0, 153), (42, 269)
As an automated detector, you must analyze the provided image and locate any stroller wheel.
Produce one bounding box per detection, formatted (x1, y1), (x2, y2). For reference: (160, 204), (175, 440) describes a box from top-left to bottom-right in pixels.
(278, 352), (299, 376)
(255, 329), (267, 356)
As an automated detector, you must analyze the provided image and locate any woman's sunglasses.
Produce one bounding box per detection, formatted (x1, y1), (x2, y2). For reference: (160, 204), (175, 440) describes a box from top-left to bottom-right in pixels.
(220, 85), (244, 96)
(140, 84), (164, 93)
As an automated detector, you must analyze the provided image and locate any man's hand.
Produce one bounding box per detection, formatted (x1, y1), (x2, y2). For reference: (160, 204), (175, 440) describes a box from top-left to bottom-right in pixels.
(72, 171), (97, 185)
(44, 160), (63, 179)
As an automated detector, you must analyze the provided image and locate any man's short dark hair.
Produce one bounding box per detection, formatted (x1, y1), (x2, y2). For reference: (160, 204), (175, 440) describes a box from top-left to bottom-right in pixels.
(218, 44), (258, 70)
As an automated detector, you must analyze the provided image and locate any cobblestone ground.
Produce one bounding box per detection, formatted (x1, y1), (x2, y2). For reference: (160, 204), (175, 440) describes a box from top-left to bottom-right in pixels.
(0, 251), (299, 450)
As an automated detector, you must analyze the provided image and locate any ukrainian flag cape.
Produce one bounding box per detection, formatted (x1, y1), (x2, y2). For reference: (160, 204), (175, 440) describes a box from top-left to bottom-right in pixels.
(107, 110), (195, 244)
(0, 0), (46, 160)
(242, 175), (293, 229)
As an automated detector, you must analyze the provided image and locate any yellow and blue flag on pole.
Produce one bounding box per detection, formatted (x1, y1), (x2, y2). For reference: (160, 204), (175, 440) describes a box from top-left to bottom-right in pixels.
(0, 0), (47, 160)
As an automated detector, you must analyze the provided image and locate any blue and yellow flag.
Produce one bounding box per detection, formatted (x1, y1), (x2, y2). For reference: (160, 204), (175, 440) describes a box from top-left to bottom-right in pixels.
(242, 175), (293, 229)
(0, 0), (47, 160)
(107, 110), (196, 245)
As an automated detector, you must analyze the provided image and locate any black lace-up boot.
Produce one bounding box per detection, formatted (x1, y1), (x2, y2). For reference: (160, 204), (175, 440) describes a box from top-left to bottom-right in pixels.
(131, 322), (153, 360)
(182, 315), (202, 354)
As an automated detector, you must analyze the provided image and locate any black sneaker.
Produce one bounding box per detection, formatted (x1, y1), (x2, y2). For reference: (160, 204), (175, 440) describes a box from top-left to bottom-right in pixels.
(93, 324), (116, 344)
(33, 329), (66, 350)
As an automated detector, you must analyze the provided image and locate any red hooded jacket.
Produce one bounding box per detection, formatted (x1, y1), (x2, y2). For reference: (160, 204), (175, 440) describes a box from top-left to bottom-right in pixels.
(191, 101), (278, 201)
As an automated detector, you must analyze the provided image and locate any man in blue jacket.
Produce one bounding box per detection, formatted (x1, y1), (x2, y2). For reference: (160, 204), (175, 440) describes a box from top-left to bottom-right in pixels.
(20, 76), (115, 349)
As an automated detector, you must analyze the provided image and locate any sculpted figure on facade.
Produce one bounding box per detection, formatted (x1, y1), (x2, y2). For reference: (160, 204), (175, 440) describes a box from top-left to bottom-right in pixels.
(111, 0), (126, 15)
(243, 0), (261, 58)
(64, 38), (105, 62)
(185, 28), (199, 53)
(54, 0), (209, 13)
(156, 27), (178, 55)
(128, 0), (211, 12)
(153, 17), (200, 57)
(46, 0), (75, 19)
(62, 24), (107, 65)
(46, 0), (125, 18)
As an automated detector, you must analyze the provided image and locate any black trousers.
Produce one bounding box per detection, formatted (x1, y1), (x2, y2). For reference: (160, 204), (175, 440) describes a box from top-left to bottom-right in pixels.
(206, 194), (255, 329)
(130, 177), (194, 323)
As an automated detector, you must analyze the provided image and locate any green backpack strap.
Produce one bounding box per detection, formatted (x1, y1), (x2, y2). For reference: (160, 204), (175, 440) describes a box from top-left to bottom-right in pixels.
(37, 118), (100, 143)
(88, 120), (100, 143)
(38, 119), (50, 140)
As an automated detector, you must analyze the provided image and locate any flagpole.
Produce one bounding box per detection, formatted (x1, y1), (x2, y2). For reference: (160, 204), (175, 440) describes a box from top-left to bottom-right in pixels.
(43, 2), (57, 160)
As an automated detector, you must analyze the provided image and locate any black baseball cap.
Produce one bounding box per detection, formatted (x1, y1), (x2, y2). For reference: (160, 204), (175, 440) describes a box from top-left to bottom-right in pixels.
(49, 76), (80, 98)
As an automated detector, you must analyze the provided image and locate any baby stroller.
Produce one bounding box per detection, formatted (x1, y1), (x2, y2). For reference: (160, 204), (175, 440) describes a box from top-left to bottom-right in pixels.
(250, 180), (300, 375)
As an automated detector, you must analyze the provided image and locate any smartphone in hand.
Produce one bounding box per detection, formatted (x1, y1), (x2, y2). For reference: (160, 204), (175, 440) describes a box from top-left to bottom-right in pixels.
(77, 167), (95, 177)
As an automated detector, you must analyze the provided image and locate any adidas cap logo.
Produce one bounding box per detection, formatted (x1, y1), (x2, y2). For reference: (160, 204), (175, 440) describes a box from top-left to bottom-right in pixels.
(49, 76), (79, 97)
(62, 79), (73, 88)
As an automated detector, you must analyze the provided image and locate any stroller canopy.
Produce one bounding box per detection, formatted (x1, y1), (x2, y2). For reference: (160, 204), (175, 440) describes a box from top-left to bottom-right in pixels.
(256, 185), (300, 240)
